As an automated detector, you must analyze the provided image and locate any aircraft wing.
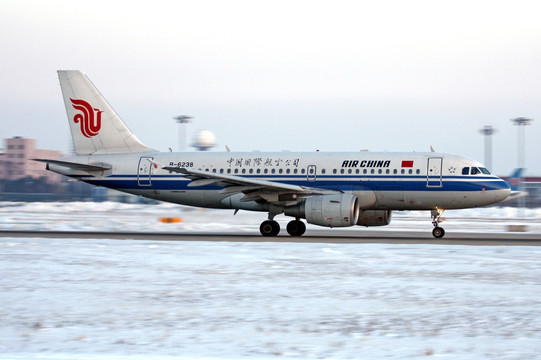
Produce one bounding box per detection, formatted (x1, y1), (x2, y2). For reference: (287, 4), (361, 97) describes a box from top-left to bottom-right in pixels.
(32, 159), (112, 172)
(162, 166), (334, 205)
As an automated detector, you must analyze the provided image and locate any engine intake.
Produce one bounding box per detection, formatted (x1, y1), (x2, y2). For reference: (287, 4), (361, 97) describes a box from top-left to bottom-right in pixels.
(285, 194), (360, 227)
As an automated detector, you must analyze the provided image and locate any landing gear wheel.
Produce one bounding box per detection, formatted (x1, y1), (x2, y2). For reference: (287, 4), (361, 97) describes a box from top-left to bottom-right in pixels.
(431, 209), (446, 238)
(286, 220), (306, 236)
(260, 220), (280, 237)
(432, 226), (445, 239)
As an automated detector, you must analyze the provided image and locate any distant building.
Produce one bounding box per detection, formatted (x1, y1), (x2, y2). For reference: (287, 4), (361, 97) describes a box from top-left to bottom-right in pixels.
(0, 137), (64, 183)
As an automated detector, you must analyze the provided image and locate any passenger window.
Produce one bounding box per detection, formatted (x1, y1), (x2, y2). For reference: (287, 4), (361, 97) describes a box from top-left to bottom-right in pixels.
(408, 169), (413, 174)
(293, 169), (298, 174)
(256, 169), (261, 174)
(264, 169), (268, 174)
(348, 169), (352, 174)
(279, 169), (283, 174)
(462, 167), (469, 175)
(333, 169), (337, 174)
(393, 169), (397, 174)
(227, 169), (231, 174)
(301, 169), (305, 174)
(249, 169), (253, 174)
(363, 169), (367, 174)
(401, 169), (405, 174)
(355, 169), (360, 174)
(378, 169), (382, 174)
(322, 169), (326, 174)
(286, 169), (290, 174)
(416, 169), (420, 174)
(271, 169), (276, 174)
(386, 169), (390, 174)
(234, 169), (239, 174)
(340, 169), (345, 174)
(370, 169), (375, 174)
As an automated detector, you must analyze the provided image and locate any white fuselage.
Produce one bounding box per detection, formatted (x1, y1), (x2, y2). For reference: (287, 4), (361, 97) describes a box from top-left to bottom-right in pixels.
(50, 150), (510, 213)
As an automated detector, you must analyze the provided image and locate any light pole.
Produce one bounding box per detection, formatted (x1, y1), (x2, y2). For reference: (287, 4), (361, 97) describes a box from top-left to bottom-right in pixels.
(511, 117), (533, 210)
(478, 125), (496, 171)
(173, 115), (192, 151)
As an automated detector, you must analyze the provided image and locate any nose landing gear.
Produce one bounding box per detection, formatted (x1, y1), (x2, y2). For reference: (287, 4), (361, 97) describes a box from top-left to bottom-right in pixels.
(431, 209), (445, 238)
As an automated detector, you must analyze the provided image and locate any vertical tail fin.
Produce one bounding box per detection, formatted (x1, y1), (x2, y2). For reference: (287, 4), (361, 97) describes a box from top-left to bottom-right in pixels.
(58, 70), (154, 155)
(507, 168), (525, 191)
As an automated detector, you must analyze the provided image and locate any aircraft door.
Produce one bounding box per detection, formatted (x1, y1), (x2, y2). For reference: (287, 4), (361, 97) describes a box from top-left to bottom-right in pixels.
(426, 157), (443, 187)
(137, 156), (154, 187)
(307, 165), (317, 181)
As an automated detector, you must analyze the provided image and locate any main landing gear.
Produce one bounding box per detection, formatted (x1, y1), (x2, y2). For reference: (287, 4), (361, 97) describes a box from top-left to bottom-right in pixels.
(431, 209), (445, 238)
(286, 219), (306, 237)
(259, 217), (306, 237)
(260, 220), (280, 237)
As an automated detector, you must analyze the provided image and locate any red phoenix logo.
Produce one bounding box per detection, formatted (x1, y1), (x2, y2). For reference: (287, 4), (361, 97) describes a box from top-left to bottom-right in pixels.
(70, 98), (103, 138)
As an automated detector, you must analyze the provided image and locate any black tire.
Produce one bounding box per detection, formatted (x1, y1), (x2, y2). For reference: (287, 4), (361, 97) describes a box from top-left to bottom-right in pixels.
(432, 226), (445, 238)
(260, 220), (280, 237)
(286, 220), (306, 236)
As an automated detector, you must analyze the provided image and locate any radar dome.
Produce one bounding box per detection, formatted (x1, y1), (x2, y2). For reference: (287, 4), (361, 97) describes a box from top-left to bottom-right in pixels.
(191, 129), (216, 151)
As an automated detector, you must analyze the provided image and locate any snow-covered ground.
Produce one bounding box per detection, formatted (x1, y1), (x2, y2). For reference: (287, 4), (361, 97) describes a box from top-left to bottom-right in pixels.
(1, 201), (541, 234)
(1, 202), (541, 359)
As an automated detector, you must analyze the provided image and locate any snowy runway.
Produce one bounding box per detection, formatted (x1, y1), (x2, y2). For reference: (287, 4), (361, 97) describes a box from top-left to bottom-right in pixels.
(1, 202), (541, 359)
(1, 238), (541, 359)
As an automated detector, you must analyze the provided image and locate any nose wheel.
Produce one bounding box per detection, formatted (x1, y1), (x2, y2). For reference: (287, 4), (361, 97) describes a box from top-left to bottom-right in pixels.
(431, 209), (446, 238)
(432, 226), (445, 238)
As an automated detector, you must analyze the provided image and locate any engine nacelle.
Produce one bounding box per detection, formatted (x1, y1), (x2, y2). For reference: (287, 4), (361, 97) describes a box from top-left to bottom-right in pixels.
(356, 210), (392, 227)
(285, 194), (359, 227)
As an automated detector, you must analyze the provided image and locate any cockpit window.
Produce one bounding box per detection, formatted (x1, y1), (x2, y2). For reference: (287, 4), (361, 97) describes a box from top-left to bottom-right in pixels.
(463, 167), (490, 175)
(479, 167), (491, 175)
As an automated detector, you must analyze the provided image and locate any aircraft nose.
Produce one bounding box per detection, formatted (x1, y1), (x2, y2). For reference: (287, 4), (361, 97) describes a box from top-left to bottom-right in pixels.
(500, 187), (511, 201)
(496, 179), (511, 202)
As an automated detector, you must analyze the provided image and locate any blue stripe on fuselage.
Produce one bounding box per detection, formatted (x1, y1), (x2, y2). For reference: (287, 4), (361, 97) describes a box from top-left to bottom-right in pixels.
(73, 174), (510, 192)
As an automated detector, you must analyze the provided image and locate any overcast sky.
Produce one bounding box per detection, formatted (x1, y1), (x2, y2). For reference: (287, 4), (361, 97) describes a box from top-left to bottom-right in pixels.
(1, 0), (540, 175)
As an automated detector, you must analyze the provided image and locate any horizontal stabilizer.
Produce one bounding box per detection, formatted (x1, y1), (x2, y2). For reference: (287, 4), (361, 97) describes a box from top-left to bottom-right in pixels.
(32, 158), (111, 172)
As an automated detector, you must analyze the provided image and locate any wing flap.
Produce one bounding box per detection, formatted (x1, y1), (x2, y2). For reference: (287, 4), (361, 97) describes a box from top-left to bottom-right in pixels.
(188, 178), (220, 187)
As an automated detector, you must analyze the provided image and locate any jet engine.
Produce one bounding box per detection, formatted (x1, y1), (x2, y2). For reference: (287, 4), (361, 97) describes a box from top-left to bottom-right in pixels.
(285, 194), (360, 227)
(356, 210), (392, 226)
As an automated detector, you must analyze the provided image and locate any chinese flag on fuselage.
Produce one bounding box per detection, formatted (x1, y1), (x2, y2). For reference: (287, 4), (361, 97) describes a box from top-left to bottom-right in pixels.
(401, 160), (414, 168)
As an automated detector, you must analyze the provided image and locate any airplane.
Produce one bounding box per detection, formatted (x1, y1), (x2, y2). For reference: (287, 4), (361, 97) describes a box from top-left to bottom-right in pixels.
(33, 70), (511, 238)
(506, 168), (525, 192)
(501, 168), (529, 202)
